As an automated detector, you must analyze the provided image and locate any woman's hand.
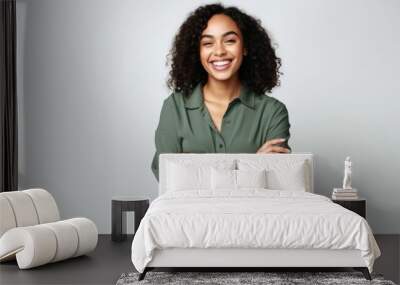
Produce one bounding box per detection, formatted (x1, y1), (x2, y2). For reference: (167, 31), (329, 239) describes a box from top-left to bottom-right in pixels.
(256, 138), (290, 154)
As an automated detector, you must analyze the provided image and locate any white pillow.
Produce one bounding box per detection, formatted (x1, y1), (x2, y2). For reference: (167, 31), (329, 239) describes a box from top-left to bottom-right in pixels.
(211, 168), (236, 190)
(211, 168), (268, 190)
(166, 160), (235, 191)
(237, 159), (308, 191)
(237, 169), (267, 188)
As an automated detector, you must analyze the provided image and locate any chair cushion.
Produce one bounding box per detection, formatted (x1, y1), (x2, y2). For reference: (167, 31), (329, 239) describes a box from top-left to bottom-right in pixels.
(0, 196), (16, 237)
(24, 188), (60, 223)
(0, 188), (60, 238)
(0, 218), (98, 269)
(0, 191), (39, 227)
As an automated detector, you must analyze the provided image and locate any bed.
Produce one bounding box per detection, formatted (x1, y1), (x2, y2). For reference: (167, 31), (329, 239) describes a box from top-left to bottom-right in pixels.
(131, 153), (381, 281)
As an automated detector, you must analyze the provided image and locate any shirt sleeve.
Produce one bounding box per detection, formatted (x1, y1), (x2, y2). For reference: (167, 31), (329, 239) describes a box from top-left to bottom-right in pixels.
(151, 96), (182, 182)
(265, 101), (291, 151)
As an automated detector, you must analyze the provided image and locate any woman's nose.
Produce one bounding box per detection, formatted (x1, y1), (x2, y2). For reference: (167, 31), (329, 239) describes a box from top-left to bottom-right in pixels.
(214, 42), (227, 56)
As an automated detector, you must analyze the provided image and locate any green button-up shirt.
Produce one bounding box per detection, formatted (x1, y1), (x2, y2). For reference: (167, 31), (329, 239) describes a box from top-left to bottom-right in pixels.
(151, 82), (291, 181)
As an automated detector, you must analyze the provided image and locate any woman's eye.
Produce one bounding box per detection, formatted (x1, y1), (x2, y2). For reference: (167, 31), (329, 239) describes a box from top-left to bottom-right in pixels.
(201, 40), (235, 46)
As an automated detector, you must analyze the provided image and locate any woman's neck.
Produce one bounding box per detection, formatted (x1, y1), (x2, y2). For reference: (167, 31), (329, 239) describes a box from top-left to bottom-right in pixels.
(203, 76), (241, 104)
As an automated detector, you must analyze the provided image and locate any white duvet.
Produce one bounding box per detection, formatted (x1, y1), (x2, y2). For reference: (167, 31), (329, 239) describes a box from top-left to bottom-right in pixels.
(131, 189), (380, 273)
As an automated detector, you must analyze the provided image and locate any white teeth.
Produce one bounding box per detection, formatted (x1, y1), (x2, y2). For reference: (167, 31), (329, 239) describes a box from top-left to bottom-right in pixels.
(212, 60), (231, 66)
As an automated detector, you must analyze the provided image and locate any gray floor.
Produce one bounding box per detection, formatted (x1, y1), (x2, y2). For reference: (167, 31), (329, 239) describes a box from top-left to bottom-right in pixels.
(0, 235), (399, 285)
(0, 235), (134, 285)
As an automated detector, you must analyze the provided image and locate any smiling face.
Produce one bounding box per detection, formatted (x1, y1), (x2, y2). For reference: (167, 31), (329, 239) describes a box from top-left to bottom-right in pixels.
(199, 14), (246, 83)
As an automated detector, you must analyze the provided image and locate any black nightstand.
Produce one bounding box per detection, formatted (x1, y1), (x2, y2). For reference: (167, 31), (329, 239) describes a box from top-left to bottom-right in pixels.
(332, 198), (366, 219)
(111, 196), (149, 242)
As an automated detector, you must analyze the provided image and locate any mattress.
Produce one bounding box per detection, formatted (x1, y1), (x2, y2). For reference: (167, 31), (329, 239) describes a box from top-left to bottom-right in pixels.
(131, 189), (381, 273)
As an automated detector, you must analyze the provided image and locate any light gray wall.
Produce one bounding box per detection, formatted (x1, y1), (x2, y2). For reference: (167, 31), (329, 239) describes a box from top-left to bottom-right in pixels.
(16, 0), (400, 234)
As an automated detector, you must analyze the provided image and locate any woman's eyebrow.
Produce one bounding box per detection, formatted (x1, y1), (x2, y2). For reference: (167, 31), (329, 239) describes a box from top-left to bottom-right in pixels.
(200, 31), (239, 39)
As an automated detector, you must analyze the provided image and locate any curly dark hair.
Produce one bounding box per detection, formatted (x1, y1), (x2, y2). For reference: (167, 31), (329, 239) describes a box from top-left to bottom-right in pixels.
(166, 3), (282, 97)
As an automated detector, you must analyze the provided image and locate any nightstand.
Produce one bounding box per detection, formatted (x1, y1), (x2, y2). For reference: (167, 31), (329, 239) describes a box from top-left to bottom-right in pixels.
(111, 196), (149, 242)
(332, 198), (366, 219)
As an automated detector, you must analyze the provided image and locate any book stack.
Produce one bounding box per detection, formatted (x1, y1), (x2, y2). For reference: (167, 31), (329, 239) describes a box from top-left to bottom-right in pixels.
(332, 188), (359, 200)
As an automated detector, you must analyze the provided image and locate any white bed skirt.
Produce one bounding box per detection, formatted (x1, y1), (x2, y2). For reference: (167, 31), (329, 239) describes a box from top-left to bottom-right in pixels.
(147, 248), (366, 268)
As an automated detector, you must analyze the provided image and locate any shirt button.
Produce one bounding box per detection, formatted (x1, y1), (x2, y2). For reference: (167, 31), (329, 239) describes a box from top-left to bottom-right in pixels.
(219, 144), (223, 148)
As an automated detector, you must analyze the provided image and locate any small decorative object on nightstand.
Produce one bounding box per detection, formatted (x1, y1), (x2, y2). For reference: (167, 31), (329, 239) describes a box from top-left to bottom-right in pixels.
(111, 196), (149, 242)
(332, 198), (366, 219)
(332, 188), (359, 200)
(332, 156), (359, 200)
(342, 156), (353, 190)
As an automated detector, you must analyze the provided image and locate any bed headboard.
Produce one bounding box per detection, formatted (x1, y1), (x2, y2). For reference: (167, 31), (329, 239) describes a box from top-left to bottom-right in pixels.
(158, 153), (314, 196)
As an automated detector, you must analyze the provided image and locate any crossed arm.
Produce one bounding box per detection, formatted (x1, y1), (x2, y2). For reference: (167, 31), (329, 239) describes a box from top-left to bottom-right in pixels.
(151, 98), (291, 181)
(257, 102), (291, 154)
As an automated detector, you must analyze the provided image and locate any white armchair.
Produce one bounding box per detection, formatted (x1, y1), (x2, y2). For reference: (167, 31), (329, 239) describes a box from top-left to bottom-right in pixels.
(0, 188), (98, 269)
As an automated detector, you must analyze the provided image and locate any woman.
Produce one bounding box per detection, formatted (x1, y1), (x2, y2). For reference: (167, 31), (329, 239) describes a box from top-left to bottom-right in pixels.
(151, 3), (291, 181)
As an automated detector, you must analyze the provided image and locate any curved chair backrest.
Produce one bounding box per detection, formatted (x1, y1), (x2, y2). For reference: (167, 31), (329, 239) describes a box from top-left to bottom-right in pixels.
(0, 188), (60, 237)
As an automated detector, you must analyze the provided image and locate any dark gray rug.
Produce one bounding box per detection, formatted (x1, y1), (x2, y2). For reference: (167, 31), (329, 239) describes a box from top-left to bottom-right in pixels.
(116, 271), (396, 285)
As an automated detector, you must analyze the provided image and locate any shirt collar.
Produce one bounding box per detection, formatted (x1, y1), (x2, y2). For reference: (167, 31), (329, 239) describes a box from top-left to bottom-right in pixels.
(183, 82), (255, 110)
